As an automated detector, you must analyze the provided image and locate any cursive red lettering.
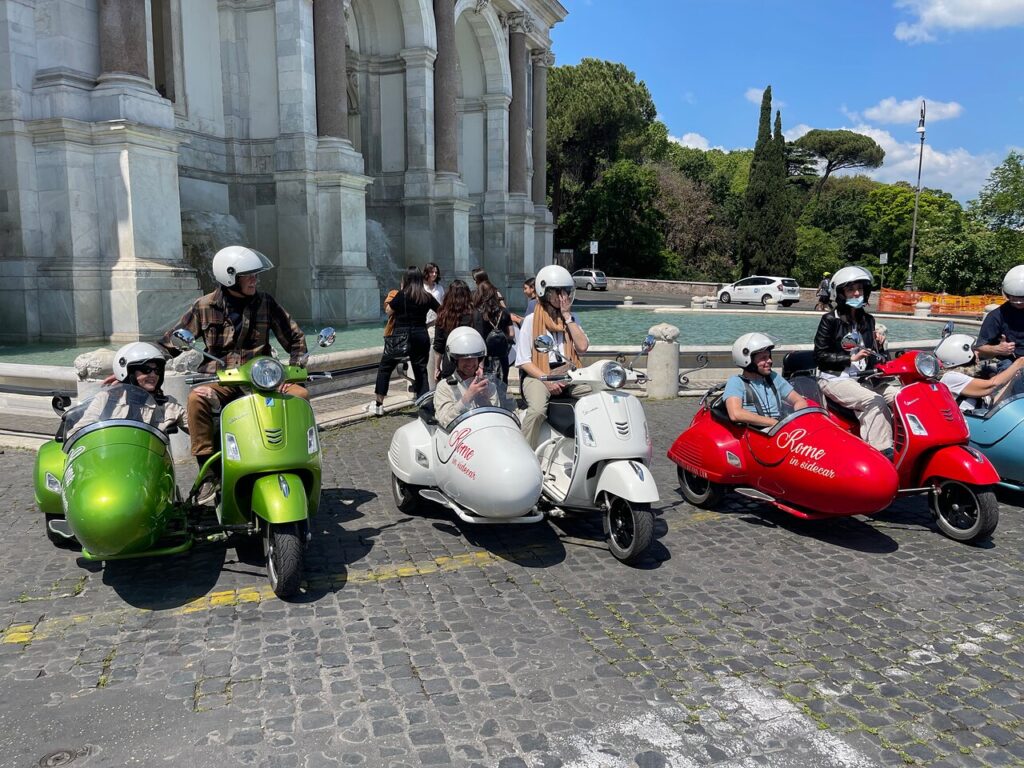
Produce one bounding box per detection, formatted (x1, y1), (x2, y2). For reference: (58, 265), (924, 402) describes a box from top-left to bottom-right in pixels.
(449, 427), (475, 461)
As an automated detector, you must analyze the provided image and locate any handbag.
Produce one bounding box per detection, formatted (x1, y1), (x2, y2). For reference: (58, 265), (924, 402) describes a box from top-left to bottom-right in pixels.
(484, 315), (509, 358)
(383, 330), (410, 358)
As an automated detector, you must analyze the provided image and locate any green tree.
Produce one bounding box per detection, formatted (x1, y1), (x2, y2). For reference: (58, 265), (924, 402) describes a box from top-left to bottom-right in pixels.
(799, 175), (880, 263)
(793, 226), (844, 287)
(558, 160), (666, 278)
(916, 221), (1018, 295)
(971, 151), (1024, 230)
(794, 129), (885, 194)
(653, 164), (733, 280)
(772, 110), (797, 269)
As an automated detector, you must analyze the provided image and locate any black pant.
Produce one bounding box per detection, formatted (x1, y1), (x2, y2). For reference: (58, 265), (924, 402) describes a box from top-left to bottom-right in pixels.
(374, 327), (431, 399)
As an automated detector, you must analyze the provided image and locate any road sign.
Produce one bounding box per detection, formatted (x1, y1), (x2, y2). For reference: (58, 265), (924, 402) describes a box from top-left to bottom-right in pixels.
(589, 241), (599, 254)
(879, 252), (889, 265)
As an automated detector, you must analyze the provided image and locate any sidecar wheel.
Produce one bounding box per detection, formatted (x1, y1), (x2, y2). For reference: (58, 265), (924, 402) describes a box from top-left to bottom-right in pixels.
(44, 514), (79, 550)
(606, 497), (654, 565)
(266, 523), (304, 598)
(678, 466), (725, 509)
(391, 473), (419, 513)
(931, 480), (998, 543)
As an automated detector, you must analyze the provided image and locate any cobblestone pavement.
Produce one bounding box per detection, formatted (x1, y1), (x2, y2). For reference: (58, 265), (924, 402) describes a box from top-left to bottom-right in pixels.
(1, 397), (1022, 768)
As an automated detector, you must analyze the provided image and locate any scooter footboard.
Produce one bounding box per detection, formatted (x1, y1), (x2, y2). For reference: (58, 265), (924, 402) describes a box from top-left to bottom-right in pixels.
(251, 473), (309, 524)
(596, 460), (660, 504)
(918, 446), (1000, 487)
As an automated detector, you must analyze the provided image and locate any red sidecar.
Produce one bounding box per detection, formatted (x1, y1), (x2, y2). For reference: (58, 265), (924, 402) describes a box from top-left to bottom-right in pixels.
(668, 393), (900, 519)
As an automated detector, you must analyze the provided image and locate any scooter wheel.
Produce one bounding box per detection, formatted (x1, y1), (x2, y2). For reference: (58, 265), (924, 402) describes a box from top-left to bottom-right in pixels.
(677, 467), (725, 509)
(606, 497), (654, 565)
(391, 473), (419, 513)
(931, 480), (999, 543)
(267, 523), (304, 598)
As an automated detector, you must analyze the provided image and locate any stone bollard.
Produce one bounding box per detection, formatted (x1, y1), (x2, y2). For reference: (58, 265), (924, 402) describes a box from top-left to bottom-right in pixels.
(705, 295), (718, 309)
(763, 297), (779, 312)
(623, 295), (634, 306)
(162, 372), (194, 463)
(913, 301), (932, 318)
(646, 323), (680, 399)
(689, 295), (705, 309)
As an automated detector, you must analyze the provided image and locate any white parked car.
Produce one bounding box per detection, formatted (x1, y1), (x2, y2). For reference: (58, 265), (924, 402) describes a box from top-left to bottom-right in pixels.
(572, 269), (608, 291)
(717, 276), (801, 307)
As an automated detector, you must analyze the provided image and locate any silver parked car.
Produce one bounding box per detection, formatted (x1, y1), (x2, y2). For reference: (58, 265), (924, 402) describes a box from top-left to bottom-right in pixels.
(572, 269), (608, 291)
(717, 276), (801, 307)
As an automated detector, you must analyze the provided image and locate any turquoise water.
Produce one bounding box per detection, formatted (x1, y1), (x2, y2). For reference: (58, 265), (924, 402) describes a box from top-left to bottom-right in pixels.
(0, 309), (959, 365)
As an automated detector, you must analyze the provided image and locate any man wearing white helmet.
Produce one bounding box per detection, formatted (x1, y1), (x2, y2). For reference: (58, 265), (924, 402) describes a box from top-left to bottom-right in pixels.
(813, 265), (899, 457)
(514, 264), (590, 448)
(433, 327), (513, 427)
(935, 333), (1024, 411)
(975, 265), (1024, 371)
(158, 245), (307, 502)
(723, 333), (808, 429)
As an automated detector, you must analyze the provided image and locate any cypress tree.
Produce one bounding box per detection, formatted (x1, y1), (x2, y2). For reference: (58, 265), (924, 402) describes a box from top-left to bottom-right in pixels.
(736, 87), (774, 276)
(770, 110), (797, 273)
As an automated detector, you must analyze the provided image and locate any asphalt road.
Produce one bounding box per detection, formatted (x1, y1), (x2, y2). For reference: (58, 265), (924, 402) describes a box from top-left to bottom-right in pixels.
(1, 397), (1022, 767)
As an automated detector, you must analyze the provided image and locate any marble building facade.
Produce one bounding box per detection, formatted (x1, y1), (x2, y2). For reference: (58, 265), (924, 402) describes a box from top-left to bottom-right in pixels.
(0, 0), (566, 343)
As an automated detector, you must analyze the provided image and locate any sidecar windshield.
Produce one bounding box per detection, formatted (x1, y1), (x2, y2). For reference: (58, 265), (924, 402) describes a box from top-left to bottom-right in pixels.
(987, 369), (1024, 416)
(63, 384), (164, 439)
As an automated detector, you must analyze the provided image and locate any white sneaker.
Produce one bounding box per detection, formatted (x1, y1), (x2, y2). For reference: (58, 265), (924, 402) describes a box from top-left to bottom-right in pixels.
(364, 402), (384, 417)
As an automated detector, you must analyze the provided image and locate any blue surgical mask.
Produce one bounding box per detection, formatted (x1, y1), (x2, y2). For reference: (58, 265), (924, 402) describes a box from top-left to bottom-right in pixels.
(846, 296), (865, 309)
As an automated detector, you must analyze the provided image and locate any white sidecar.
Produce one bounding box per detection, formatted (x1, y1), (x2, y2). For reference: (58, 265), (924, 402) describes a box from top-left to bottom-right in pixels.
(388, 400), (544, 523)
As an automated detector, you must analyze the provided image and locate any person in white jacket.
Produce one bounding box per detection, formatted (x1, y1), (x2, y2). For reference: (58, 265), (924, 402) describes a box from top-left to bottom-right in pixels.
(434, 327), (512, 427)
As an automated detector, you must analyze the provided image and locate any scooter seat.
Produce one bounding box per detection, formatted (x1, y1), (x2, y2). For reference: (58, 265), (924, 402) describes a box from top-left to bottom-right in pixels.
(788, 373), (822, 404)
(547, 398), (576, 438)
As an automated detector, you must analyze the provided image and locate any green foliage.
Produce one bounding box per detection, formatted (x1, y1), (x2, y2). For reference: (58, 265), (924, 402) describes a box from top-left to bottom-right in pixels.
(794, 129), (885, 192)
(558, 160), (666, 278)
(970, 151), (1024, 231)
(916, 221), (1018, 294)
(793, 227), (844, 287)
(653, 164), (734, 280)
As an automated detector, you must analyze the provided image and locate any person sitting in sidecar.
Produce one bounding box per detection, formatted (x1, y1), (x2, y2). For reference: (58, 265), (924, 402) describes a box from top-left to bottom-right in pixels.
(434, 327), (514, 427)
(723, 332), (809, 430)
(934, 333), (1024, 411)
(67, 342), (187, 439)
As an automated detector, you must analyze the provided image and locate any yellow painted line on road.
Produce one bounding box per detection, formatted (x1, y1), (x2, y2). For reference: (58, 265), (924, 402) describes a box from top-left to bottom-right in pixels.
(2, 548), (521, 646)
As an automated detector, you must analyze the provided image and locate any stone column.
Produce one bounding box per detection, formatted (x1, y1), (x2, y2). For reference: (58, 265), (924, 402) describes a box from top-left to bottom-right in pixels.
(507, 12), (530, 196)
(98, 0), (149, 83)
(531, 49), (555, 274)
(433, 0), (458, 176)
(314, 0), (348, 139)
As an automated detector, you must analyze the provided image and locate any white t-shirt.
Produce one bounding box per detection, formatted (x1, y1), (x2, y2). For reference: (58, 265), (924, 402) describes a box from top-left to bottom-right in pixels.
(514, 312), (579, 369)
(425, 283), (445, 325)
(940, 370), (979, 411)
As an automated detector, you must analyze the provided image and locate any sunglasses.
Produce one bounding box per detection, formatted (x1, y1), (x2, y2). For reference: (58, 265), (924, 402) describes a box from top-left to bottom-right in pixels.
(136, 364), (161, 375)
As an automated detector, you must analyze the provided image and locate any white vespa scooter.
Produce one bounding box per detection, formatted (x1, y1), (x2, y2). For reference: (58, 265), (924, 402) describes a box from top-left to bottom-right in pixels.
(388, 384), (544, 525)
(531, 334), (660, 564)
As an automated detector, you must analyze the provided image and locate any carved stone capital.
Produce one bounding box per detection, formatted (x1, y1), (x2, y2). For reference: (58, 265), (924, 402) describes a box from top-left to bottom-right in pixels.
(531, 49), (555, 68)
(473, 0), (490, 13)
(506, 11), (533, 34)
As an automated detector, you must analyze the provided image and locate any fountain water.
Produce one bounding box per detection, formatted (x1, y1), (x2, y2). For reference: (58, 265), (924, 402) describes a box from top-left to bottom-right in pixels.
(180, 211), (247, 293)
(365, 219), (404, 314)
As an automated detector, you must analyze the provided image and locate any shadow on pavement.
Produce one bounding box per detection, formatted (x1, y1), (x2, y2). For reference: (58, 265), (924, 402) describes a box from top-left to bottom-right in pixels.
(97, 544), (228, 609)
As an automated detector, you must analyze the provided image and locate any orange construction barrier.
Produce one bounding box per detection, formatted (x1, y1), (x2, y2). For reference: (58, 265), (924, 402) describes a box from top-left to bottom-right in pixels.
(877, 288), (1003, 317)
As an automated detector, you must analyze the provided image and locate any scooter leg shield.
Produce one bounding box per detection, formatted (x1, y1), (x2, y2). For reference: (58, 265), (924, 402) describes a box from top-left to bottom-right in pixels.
(918, 446), (1000, 487)
(34, 440), (67, 516)
(251, 473), (309, 524)
(595, 460), (660, 505)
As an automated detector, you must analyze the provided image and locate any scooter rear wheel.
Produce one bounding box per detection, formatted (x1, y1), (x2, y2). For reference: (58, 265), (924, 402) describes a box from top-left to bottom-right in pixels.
(267, 523), (304, 598)
(606, 496), (654, 565)
(391, 473), (420, 513)
(930, 480), (999, 543)
(678, 467), (725, 509)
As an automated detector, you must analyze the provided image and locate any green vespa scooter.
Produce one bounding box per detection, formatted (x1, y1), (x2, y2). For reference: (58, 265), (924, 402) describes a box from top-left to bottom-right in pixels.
(171, 327), (335, 598)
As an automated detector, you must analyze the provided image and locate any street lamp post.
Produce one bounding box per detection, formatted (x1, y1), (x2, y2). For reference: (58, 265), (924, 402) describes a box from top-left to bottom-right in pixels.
(905, 100), (927, 292)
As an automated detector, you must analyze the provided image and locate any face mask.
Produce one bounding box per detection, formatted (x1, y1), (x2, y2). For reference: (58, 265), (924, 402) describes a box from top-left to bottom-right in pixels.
(846, 296), (865, 309)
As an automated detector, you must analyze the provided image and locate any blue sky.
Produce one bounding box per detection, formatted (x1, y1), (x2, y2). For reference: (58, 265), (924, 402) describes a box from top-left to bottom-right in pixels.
(550, 0), (1023, 202)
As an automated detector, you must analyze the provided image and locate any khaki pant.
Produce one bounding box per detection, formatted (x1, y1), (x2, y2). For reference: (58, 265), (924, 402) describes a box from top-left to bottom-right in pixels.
(520, 376), (589, 449)
(187, 382), (309, 457)
(819, 377), (899, 451)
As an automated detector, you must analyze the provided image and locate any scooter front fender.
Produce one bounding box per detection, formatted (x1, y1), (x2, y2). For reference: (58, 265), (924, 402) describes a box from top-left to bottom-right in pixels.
(917, 445), (1000, 487)
(595, 460), (660, 505)
(251, 473), (309, 524)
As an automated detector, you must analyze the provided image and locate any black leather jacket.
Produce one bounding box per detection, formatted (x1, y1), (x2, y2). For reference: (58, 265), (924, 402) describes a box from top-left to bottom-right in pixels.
(813, 309), (885, 373)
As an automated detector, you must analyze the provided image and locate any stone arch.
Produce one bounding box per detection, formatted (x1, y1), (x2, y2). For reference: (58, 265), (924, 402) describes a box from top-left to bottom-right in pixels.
(454, 1), (510, 95)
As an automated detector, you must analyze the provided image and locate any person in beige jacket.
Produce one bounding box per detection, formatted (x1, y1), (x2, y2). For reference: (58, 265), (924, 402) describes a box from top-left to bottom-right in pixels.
(433, 327), (513, 428)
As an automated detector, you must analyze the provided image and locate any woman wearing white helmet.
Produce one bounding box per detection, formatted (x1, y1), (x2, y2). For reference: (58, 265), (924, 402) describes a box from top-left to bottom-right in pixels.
(513, 264), (590, 448)
(935, 333), (1024, 411)
(975, 265), (1024, 371)
(433, 327), (513, 427)
(723, 333), (808, 428)
(813, 265), (899, 457)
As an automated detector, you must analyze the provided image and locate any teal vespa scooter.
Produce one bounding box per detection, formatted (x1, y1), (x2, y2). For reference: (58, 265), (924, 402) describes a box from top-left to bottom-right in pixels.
(170, 327), (335, 597)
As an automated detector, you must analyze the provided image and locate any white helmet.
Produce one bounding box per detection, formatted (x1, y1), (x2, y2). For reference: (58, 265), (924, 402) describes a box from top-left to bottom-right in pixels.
(732, 332), (775, 368)
(212, 245), (274, 288)
(113, 342), (167, 384)
(830, 265), (874, 302)
(535, 265), (575, 301)
(934, 334), (976, 369)
(446, 326), (487, 359)
(1002, 265), (1024, 298)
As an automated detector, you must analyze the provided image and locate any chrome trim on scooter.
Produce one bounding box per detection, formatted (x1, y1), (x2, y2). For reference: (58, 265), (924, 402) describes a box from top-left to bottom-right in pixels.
(443, 406), (521, 433)
(63, 419), (170, 453)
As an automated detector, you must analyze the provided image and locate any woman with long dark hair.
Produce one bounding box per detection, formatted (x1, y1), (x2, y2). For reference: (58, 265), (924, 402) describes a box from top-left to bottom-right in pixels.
(424, 262), (445, 388)
(432, 279), (474, 381)
(367, 266), (440, 415)
(472, 276), (514, 383)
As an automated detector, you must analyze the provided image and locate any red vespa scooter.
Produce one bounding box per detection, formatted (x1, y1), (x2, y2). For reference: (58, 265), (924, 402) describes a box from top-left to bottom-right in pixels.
(669, 394), (900, 520)
(783, 345), (1000, 543)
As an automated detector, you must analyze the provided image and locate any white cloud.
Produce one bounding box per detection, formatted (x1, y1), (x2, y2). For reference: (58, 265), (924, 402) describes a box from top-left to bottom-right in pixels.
(744, 87), (785, 109)
(784, 123), (814, 141)
(842, 122), (997, 201)
(670, 132), (712, 150)
(860, 97), (963, 124)
(894, 0), (1024, 42)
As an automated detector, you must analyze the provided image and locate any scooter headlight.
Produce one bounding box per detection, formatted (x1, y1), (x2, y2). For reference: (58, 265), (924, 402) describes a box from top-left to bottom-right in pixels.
(251, 358), (285, 390)
(225, 433), (241, 461)
(307, 426), (318, 454)
(45, 472), (62, 493)
(915, 352), (940, 380)
(602, 362), (627, 389)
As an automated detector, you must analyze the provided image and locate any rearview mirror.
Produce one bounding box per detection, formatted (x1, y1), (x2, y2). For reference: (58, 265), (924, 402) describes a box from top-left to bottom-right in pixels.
(51, 394), (71, 416)
(941, 321), (954, 339)
(640, 334), (656, 355)
(317, 327), (336, 348)
(171, 328), (195, 350)
(533, 334), (554, 353)
(840, 333), (860, 352)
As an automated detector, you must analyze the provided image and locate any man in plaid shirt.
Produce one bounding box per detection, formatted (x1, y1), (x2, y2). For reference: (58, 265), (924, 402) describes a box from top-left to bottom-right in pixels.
(160, 246), (308, 504)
